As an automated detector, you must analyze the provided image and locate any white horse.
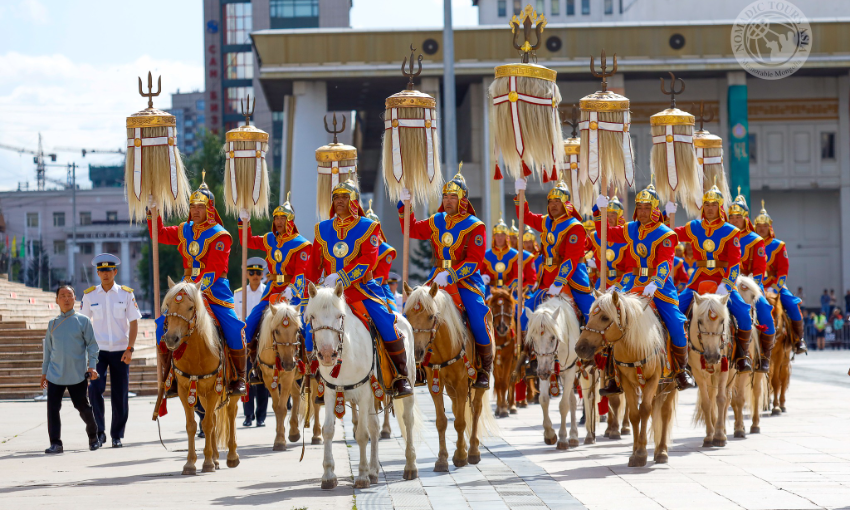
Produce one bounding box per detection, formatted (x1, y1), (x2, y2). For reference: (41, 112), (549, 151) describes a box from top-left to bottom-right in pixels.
(305, 282), (419, 489)
(524, 295), (598, 449)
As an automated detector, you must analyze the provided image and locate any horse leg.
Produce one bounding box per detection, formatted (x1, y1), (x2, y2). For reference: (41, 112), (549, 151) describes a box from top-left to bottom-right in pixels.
(750, 374), (762, 434)
(494, 366), (505, 418)
(468, 387), (485, 465)
(654, 384), (676, 464)
(780, 359), (790, 412)
(536, 379), (555, 445)
(698, 382), (714, 447)
(271, 382), (287, 451)
(451, 386), (469, 467)
(432, 389), (450, 472)
(181, 390), (198, 475)
(351, 401), (372, 489)
(226, 398), (240, 468)
(583, 371), (598, 445)
(311, 379), (323, 444)
(320, 392), (338, 489)
(633, 382), (656, 468)
(368, 400), (382, 484)
(606, 394), (622, 440)
(508, 359), (517, 414)
(731, 376), (746, 438)
(713, 375), (728, 446)
(199, 394), (217, 473)
(621, 397), (631, 436)
(559, 373), (574, 450)
(288, 379), (301, 443)
(624, 387), (642, 467)
(399, 397), (419, 480)
(380, 400), (392, 439)
(351, 401), (359, 437)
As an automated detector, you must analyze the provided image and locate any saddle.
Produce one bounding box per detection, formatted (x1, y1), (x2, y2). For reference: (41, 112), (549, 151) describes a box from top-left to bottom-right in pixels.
(347, 301), (399, 393)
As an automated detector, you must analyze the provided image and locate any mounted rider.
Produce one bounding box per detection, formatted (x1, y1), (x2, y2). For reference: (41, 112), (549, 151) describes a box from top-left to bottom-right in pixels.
(754, 201), (807, 354)
(364, 200), (399, 313)
(148, 175), (248, 396)
(669, 183), (755, 373)
(594, 183), (695, 392)
(397, 170), (494, 389)
(586, 193), (631, 291)
(728, 192), (777, 372)
(481, 215), (535, 293)
(306, 179), (413, 398)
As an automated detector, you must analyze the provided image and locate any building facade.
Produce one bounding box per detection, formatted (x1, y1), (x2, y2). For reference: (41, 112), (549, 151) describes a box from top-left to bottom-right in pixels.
(168, 91), (206, 156)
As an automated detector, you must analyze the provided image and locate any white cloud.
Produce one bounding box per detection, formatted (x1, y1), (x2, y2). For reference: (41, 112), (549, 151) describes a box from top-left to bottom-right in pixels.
(0, 51), (203, 191)
(11, 0), (49, 24)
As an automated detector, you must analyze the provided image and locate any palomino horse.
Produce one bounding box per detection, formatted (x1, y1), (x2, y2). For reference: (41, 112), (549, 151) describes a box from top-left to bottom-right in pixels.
(404, 283), (498, 471)
(305, 282), (419, 489)
(524, 294), (598, 449)
(766, 291), (792, 415)
(255, 302), (306, 451)
(729, 275), (768, 437)
(488, 288), (518, 418)
(161, 278), (240, 475)
(688, 292), (733, 447)
(576, 291), (678, 467)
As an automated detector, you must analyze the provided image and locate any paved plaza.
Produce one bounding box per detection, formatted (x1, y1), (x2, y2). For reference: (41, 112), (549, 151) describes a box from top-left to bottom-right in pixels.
(1, 351), (849, 509)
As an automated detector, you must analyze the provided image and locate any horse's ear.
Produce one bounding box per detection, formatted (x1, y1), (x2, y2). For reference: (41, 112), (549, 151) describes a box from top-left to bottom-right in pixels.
(693, 293), (703, 305)
(593, 289), (604, 299)
(429, 282), (439, 297)
(167, 276), (176, 289)
(307, 282), (318, 299)
(194, 279), (203, 291)
(334, 280), (344, 298)
(611, 289), (620, 307)
(524, 306), (533, 318)
(403, 281), (413, 297)
(551, 307), (560, 321)
(720, 294), (730, 306)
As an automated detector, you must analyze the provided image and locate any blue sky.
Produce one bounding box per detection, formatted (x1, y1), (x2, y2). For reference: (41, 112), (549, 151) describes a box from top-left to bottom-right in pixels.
(0, 0), (479, 191)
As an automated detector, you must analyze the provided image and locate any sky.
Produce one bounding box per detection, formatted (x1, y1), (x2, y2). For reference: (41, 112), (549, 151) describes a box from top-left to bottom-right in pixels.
(0, 0), (479, 191)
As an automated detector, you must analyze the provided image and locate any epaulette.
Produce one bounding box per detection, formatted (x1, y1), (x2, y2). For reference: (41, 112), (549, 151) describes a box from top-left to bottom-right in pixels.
(234, 287), (243, 293)
(121, 285), (134, 293)
(84, 286), (96, 294)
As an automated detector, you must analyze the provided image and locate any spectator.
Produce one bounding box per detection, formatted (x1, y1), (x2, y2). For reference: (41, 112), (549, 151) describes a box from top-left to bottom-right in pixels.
(814, 311), (827, 351)
(235, 257), (269, 428)
(821, 289), (831, 316)
(41, 285), (100, 454)
(797, 287), (805, 308)
(830, 289), (837, 309)
(845, 290), (850, 315)
(832, 309), (845, 348)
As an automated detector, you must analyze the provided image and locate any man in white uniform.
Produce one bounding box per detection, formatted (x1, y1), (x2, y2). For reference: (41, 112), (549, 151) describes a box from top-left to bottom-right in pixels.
(235, 257), (269, 427)
(80, 253), (141, 448)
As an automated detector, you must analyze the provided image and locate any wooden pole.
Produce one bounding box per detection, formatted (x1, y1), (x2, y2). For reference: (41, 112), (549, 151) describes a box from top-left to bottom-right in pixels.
(402, 199), (411, 301)
(600, 176), (608, 292)
(242, 218), (248, 321)
(516, 189), (526, 352)
(151, 207), (163, 420)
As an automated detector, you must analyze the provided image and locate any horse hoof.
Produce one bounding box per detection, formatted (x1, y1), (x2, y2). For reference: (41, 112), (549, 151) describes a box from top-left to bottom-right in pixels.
(584, 436), (596, 445)
(453, 457), (468, 468)
(288, 432), (301, 443)
(569, 438), (580, 447)
(312, 438), (323, 445)
(655, 452), (669, 464)
(609, 432), (621, 441)
(202, 464), (215, 473)
(628, 456), (646, 468)
(370, 474), (379, 484)
(734, 430), (746, 439)
(273, 443), (287, 452)
(321, 478), (338, 490)
(227, 458), (240, 468)
(780, 406), (787, 413)
(603, 431), (610, 438)
(182, 467), (197, 476)
(712, 438), (727, 447)
(354, 478), (370, 489)
(517, 402), (528, 408)
(750, 426), (760, 434)
(556, 441), (569, 450)
(771, 408), (781, 416)
(544, 435), (557, 445)
(703, 440), (713, 448)
(434, 461), (449, 472)
(622, 428), (631, 436)
(509, 408), (518, 414)
(403, 468), (419, 480)
(499, 411), (509, 418)
(380, 431), (391, 440)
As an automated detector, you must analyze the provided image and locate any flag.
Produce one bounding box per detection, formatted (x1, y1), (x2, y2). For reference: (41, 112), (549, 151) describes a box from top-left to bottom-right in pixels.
(20, 236), (25, 259)
(11, 236), (16, 257)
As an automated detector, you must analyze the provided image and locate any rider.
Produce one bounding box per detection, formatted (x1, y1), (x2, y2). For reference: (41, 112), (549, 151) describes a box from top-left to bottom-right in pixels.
(586, 194), (631, 291)
(754, 201), (807, 354)
(673, 244), (689, 292)
(364, 200), (399, 313)
(515, 179), (594, 318)
(481, 215), (535, 333)
(306, 179), (413, 398)
(667, 183), (754, 372)
(728, 192), (777, 373)
(595, 184), (695, 392)
(398, 170), (493, 389)
(148, 176), (248, 396)
(237, 193), (311, 382)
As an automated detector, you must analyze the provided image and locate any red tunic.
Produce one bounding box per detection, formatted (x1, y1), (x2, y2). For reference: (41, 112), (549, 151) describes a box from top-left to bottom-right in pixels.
(517, 201), (586, 289)
(763, 236), (790, 289)
(305, 217), (380, 304)
(673, 219), (741, 290)
(237, 221), (311, 297)
(147, 215), (230, 283)
(480, 246), (536, 289)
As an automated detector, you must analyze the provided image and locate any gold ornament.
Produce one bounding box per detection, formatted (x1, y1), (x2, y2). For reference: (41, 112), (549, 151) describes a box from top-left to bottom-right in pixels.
(495, 262), (506, 273)
(636, 243), (648, 258)
(441, 232), (454, 247)
(605, 249), (615, 262)
(703, 239), (716, 252)
(274, 250), (283, 262)
(333, 241), (349, 258)
(188, 241), (200, 256)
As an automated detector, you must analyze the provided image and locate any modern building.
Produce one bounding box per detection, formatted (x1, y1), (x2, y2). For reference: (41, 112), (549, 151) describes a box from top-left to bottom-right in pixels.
(250, 14), (850, 299)
(168, 91), (206, 156)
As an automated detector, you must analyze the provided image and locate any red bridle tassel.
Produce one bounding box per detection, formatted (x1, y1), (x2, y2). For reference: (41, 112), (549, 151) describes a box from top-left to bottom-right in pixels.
(554, 359), (561, 376)
(330, 360), (342, 379)
(422, 350), (432, 366)
(310, 359), (319, 375)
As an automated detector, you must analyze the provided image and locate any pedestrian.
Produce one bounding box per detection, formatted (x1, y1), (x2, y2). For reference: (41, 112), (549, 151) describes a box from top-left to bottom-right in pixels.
(387, 271), (403, 311)
(830, 289), (837, 310)
(814, 311), (827, 351)
(845, 290), (850, 316)
(235, 257), (269, 428)
(42, 285), (100, 454)
(821, 289), (830, 316)
(80, 254), (142, 448)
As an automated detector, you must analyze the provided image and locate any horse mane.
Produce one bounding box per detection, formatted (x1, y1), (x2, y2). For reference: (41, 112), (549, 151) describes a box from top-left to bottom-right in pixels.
(693, 293), (731, 324)
(403, 286), (467, 352)
(736, 274), (763, 302)
(597, 292), (663, 361)
(258, 302), (302, 354)
(163, 281), (219, 356)
(524, 295), (579, 348)
(304, 287), (348, 319)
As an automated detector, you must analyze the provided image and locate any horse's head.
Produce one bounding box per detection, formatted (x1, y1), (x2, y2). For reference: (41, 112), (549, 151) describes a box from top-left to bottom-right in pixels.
(161, 276), (203, 352)
(524, 305), (561, 379)
(487, 288), (516, 338)
(260, 302), (303, 372)
(576, 290), (642, 360)
(691, 292), (730, 366)
(305, 281), (346, 367)
(403, 282), (439, 361)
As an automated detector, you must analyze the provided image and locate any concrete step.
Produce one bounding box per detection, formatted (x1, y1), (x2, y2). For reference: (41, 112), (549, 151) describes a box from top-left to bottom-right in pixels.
(0, 321), (28, 329)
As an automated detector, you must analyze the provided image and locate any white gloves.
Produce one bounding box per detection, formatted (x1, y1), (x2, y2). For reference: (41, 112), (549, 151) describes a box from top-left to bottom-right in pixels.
(481, 274), (491, 285)
(642, 282), (658, 297)
(716, 285), (729, 297)
(587, 258), (597, 269)
(547, 284), (563, 296)
(147, 195), (157, 209)
(596, 194), (609, 210)
(399, 188), (412, 202)
(665, 201), (677, 216)
(283, 286), (294, 301)
(239, 208), (250, 221)
(434, 271), (450, 287)
(515, 178), (527, 193)
(323, 273), (340, 288)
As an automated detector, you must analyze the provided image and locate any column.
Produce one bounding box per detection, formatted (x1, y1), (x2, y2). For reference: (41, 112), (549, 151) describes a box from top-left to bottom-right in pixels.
(838, 72), (850, 292)
(120, 240), (131, 286)
(727, 72), (750, 205)
(93, 241), (103, 256)
(289, 80), (327, 234)
(67, 240), (74, 282)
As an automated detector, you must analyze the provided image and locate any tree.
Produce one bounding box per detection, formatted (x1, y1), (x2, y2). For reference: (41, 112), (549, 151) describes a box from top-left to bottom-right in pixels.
(409, 238), (433, 286)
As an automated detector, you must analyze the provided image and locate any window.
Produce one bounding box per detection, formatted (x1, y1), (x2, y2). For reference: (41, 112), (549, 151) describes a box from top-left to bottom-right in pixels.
(197, 114), (206, 125)
(51, 268), (67, 282)
(749, 134), (757, 163)
(513, 0), (521, 15)
(53, 212), (65, 227)
(582, 0), (590, 15)
(551, 0), (560, 15)
(81, 243), (93, 255)
(498, 0), (506, 17)
(604, 0), (613, 14)
(225, 52), (253, 80)
(225, 86), (253, 115)
(821, 132), (836, 160)
(567, 0), (575, 15)
(196, 99), (205, 111)
(536, 0), (544, 12)
(26, 213), (38, 228)
(79, 211), (91, 226)
(54, 240), (66, 255)
(106, 211), (118, 222)
(223, 2), (252, 45)
(270, 0), (319, 28)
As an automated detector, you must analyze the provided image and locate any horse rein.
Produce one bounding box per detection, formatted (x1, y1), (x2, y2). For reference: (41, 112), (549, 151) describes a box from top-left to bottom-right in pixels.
(310, 315), (346, 360)
(163, 309), (198, 342)
(690, 318), (729, 358)
(413, 315), (469, 370)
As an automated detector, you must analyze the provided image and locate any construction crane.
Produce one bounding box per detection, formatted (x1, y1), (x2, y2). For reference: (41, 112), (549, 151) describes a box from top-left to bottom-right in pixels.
(0, 133), (57, 191)
(55, 146), (125, 158)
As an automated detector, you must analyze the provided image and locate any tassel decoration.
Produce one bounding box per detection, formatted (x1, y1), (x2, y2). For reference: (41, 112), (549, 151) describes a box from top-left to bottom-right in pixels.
(330, 360), (342, 379)
(494, 163), (504, 180)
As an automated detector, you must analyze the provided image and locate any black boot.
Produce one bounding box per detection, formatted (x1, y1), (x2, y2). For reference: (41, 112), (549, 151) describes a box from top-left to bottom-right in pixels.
(734, 329), (754, 373)
(473, 343), (493, 389)
(384, 338), (413, 399)
(756, 332), (775, 373)
(790, 319), (807, 355)
(228, 347), (248, 396)
(598, 349), (623, 396)
(670, 343), (696, 391)
(44, 443), (63, 454)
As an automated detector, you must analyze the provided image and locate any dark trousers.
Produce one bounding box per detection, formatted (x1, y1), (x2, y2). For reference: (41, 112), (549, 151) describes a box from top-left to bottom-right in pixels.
(243, 360), (268, 422)
(47, 380), (97, 446)
(88, 350), (130, 440)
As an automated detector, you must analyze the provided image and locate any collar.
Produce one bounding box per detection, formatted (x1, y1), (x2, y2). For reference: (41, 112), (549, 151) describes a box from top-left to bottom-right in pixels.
(492, 246), (511, 257)
(275, 231), (297, 244)
(59, 309), (75, 318)
(333, 215), (359, 238)
(637, 218), (662, 239)
(98, 284), (117, 294)
(444, 211), (469, 230)
(702, 217), (724, 237)
(764, 235), (776, 245)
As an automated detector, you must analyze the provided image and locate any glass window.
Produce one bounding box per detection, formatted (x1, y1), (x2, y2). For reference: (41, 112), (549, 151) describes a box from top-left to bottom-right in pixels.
(225, 86), (253, 115)
(223, 2), (252, 45)
(196, 99), (205, 111)
(567, 0), (575, 15)
(79, 211), (91, 226)
(551, 0), (560, 15)
(513, 0), (521, 15)
(582, 0), (590, 15)
(53, 212), (65, 227)
(270, 0), (318, 18)
(821, 132), (836, 160)
(604, 0), (613, 14)
(498, 0), (506, 17)
(26, 213), (38, 227)
(225, 52), (253, 80)
(748, 134), (757, 163)
(536, 0), (544, 12)
(197, 115), (205, 125)
(54, 240), (66, 255)
(81, 243), (93, 255)
(51, 268), (67, 282)
(106, 211), (118, 222)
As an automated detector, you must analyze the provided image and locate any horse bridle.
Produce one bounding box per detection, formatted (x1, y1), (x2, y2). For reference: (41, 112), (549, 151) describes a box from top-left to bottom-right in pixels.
(580, 304), (628, 348)
(412, 316), (439, 357)
(310, 315), (346, 360)
(259, 329), (303, 371)
(491, 299), (514, 338)
(690, 317), (729, 358)
(163, 308), (197, 342)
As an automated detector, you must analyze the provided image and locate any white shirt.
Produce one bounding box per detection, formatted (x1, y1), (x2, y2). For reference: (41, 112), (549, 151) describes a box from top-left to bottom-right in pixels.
(234, 283), (266, 320)
(80, 283), (142, 352)
(394, 292), (403, 311)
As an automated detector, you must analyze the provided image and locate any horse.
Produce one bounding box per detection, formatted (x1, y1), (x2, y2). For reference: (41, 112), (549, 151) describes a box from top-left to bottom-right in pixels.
(688, 292), (733, 447)
(729, 275), (768, 437)
(604, 394), (631, 440)
(305, 282), (419, 489)
(524, 294), (598, 449)
(161, 277), (240, 475)
(403, 283), (498, 471)
(576, 290), (678, 467)
(488, 288), (518, 418)
(255, 302), (307, 451)
(766, 291), (792, 415)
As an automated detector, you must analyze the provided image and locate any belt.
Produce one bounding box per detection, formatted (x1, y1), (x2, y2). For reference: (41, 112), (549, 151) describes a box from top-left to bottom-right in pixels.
(435, 259), (457, 269)
(607, 269), (627, 279)
(694, 260), (729, 269)
(273, 274), (292, 285)
(543, 257), (561, 267)
(184, 269), (226, 279)
(632, 267), (659, 277)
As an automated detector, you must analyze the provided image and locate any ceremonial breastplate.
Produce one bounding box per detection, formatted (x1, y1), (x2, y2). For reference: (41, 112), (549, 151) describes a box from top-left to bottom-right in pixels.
(180, 222), (229, 278)
(484, 247), (517, 287)
(738, 231), (761, 274)
(264, 232), (310, 285)
(624, 221), (673, 273)
(541, 215), (579, 266)
(684, 220), (737, 266)
(429, 213), (484, 269)
(316, 217), (378, 273)
(592, 231), (628, 278)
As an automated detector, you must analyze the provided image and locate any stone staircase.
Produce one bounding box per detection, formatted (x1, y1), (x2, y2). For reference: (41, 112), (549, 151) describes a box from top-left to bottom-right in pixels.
(0, 278), (160, 399)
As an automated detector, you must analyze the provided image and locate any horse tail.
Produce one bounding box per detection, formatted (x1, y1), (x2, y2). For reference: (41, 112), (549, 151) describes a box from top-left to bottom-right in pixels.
(651, 385), (678, 451)
(743, 372), (766, 416)
(466, 389), (500, 440)
(393, 394), (424, 446)
(298, 379), (313, 428)
(692, 388), (706, 426)
(215, 397), (233, 450)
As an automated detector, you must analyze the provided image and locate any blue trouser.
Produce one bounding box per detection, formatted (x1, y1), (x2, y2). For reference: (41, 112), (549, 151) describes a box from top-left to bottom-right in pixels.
(655, 297), (689, 348)
(381, 284), (398, 313)
(679, 287), (752, 331)
(778, 286), (802, 321)
(244, 300), (269, 345)
(88, 350), (129, 440)
(243, 357), (269, 422)
(156, 300), (246, 350)
(528, 285), (594, 321)
(362, 297), (402, 344)
(754, 294), (776, 335)
(457, 286), (492, 346)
